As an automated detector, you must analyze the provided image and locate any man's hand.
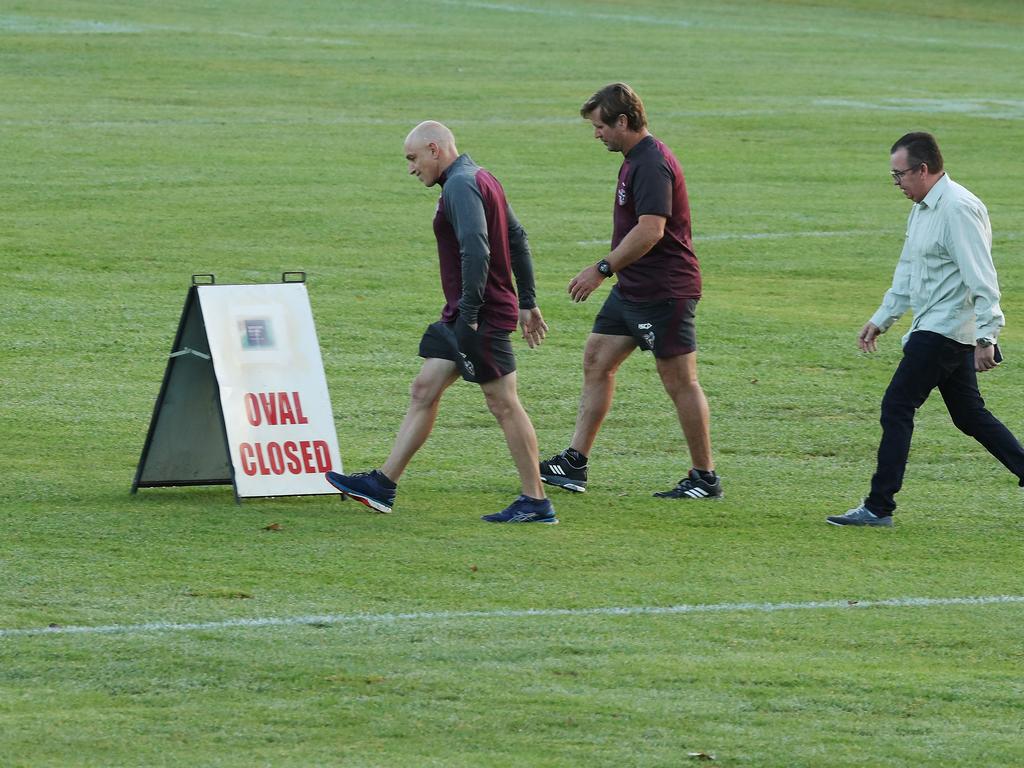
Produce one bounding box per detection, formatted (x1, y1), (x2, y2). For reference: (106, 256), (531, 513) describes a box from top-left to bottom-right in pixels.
(519, 307), (549, 349)
(568, 265), (606, 303)
(858, 322), (882, 352)
(975, 344), (998, 372)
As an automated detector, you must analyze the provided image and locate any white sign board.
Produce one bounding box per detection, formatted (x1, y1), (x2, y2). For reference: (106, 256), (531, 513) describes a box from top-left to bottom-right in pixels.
(198, 282), (342, 497)
(133, 278), (342, 500)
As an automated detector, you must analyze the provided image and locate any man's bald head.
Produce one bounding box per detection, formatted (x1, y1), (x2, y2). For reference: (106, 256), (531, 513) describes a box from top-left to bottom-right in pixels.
(405, 121), (457, 153)
(404, 121), (459, 187)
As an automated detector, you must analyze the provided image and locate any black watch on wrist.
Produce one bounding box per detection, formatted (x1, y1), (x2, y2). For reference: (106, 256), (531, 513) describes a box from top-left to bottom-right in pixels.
(977, 337), (995, 348)
(596, 259), (613, 277)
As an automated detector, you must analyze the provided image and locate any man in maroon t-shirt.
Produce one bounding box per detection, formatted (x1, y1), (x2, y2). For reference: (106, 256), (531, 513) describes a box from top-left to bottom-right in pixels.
(540, 83), (722, 500)
(326, 121), (557, 524)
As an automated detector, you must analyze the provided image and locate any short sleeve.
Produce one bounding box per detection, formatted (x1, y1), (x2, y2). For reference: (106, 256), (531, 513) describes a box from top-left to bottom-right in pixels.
(631, 158), (673, 218)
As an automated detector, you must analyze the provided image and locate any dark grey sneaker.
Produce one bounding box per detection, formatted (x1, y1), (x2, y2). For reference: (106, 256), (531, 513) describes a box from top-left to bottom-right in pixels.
(481, 495), (559, 524)
(653, 469), (723, 499)
(826, 505), (893, 527)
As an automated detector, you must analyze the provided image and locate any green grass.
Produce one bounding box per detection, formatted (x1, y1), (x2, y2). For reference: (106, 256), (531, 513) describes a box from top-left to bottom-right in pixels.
(2, 1), (1024, 765)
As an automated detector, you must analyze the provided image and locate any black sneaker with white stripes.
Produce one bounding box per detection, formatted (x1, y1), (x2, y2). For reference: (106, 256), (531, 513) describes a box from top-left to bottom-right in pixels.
(539, 449), (588, 493)
(653, 469), (723, 500)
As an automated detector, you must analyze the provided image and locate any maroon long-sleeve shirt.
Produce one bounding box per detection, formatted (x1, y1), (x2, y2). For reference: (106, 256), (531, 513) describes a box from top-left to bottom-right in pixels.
(433, 154), (537, 330)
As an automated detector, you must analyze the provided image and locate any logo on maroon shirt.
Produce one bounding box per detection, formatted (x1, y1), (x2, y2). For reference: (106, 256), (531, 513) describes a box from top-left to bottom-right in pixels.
(617, 182), (628, 206)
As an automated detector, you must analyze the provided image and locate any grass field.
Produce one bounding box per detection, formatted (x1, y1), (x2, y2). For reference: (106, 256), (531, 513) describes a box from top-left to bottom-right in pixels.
(3, 1), (1024, 765)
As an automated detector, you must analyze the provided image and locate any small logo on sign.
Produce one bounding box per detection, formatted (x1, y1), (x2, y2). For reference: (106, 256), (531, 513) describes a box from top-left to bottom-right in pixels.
(241, 319), (274, 349)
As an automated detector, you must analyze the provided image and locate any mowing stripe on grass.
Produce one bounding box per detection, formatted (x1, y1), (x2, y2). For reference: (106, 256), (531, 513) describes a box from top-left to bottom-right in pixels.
(3, 595), (1022, 639)
(433, 1), (1024, 53)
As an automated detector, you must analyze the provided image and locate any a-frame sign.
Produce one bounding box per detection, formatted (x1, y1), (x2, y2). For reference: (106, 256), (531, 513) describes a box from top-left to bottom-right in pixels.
(132, 273), (343, 500)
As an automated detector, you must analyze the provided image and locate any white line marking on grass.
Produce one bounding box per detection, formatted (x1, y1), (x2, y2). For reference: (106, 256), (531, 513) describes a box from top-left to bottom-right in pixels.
(576, 230), (889, 247)
(435, 0), (697, 27)
(3, 595), (1022, 639)
(698, 229), (889, 242)
(0, 15), (355, 45)
(0, 16), (145, 34)
(817, 98), (1024, 121)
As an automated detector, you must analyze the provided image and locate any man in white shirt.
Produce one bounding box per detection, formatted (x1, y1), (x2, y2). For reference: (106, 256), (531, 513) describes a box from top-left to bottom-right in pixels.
(829, 132), (1024, 527)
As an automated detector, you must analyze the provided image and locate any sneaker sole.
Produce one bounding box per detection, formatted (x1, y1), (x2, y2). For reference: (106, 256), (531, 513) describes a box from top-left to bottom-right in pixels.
(325, 476), (393, 514)
(345, 493), (393, 514)
(481, 516), (560, 524)
(540, 475), (587, 493)
(652, 492), (724, 500)
(825, 518), (892, 527)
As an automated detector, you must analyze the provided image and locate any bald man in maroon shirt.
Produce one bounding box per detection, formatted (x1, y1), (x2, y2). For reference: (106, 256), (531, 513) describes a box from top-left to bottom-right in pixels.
(326, 121), (557, 524)
(540, 83), (722, 501)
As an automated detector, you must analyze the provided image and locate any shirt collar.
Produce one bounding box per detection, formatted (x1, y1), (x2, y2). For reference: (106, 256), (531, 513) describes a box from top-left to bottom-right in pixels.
(625, 134), (654, 159)
(918, 172), (949, 209)
(438, 153), (473, 186)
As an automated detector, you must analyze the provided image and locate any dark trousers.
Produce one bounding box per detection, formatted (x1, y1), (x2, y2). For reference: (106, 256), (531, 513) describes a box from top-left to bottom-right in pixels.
(866, 330), (1024, 515)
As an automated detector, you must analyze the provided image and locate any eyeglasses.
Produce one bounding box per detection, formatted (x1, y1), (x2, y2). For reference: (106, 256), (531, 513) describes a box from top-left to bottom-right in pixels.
(890, 163), (923, 182)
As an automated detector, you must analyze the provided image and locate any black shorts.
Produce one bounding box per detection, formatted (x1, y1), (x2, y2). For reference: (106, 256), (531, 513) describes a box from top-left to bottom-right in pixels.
(592, 285), (698, 358)
(418, 319), (516, 384)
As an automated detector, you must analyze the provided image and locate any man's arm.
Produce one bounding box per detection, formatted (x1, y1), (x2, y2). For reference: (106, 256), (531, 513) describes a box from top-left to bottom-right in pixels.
(506, 204), (536, 310)
(946, 200), (1004, 372)
(569, 154), (672, 302)
(607, 215), (666, 270)
(444, 176), (491, 328)
(568, 215), (665, 302)
(862, 240), (913, 349)
(948, 201), (1004, 340)
(506, 204), (548, 347)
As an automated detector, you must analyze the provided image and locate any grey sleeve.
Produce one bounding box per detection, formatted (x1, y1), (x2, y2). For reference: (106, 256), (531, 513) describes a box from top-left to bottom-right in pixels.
(444, 176), (490, 326)
(507, 203), (537, 310)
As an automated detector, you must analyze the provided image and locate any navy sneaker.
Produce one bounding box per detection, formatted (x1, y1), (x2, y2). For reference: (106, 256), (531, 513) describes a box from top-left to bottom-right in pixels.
(540, 450), (588, 493)
(653, 469), (723, 499)
(481, 495), (559, 524)
(325, 470), (396, 514)
(826, 505), (893, 527)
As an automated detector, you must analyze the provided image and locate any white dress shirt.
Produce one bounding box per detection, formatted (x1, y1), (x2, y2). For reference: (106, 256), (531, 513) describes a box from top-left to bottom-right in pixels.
(870, 174), (1004, 346)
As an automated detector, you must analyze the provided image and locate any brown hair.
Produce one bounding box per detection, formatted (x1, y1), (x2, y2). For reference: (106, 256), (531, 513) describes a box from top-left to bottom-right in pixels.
(580, 83), (648, 131)
(891, 132), (944, 174)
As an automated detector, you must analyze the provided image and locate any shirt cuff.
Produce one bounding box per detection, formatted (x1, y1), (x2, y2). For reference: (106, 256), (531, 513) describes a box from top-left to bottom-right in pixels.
(869, 309), (896, 332)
